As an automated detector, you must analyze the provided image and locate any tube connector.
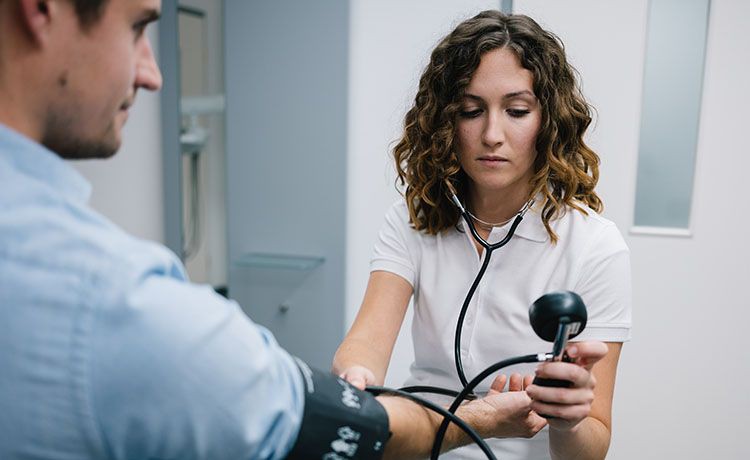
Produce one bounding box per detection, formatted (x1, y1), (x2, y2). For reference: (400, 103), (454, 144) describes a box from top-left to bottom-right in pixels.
(538, 352), (555, 362)
(443, 180), (467, 213)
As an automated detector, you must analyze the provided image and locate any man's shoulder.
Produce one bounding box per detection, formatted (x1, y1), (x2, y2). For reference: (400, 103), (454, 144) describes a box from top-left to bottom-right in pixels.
(0, 184), (184, 297)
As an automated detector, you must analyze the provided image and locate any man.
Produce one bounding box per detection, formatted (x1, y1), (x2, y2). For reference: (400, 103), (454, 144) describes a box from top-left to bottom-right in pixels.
(0, 1), (608, 459)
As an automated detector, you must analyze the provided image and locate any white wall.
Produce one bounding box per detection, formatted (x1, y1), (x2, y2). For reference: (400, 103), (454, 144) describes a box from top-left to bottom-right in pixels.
(517, 1), (749, 458)
(346, 0), (500, 387)
(70, 26), (164, 244)
(349, 0), (750, 457)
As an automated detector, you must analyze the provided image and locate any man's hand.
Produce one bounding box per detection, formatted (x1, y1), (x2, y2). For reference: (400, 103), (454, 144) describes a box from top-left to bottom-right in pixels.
(526, 341), (609, 432)
(462, 373), (547, 439)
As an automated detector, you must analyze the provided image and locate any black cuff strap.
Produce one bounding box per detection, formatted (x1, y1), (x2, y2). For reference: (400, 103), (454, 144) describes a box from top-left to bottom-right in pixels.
(285, 358), (391, 460)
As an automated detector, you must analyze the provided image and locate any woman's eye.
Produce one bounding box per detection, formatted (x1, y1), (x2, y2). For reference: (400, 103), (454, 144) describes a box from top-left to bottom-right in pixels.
(459, 109), (483, 118)
(507, 109), (531, 118)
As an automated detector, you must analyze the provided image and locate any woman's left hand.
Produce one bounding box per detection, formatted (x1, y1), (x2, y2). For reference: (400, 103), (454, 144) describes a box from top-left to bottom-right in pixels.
(525, 341), (609, 432)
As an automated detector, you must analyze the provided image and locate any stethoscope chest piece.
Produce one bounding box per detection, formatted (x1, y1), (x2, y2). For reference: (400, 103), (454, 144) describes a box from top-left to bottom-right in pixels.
(529, 291), (587, 342)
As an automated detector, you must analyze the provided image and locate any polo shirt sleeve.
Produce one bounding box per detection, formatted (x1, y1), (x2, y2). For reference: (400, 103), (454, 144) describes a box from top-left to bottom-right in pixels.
(572, 222), (632, 342)
(370, 202), (419, 288)
(89, 271), (305, 460)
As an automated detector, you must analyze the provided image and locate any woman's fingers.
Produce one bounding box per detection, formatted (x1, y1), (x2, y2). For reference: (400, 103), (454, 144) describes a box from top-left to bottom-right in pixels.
(339, 365), (376, 390)
(526, 348), (601, 430)
(566, 341), (608, 369)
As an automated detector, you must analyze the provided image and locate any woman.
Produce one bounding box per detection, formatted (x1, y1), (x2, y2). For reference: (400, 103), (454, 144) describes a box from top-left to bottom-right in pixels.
(333, 10), (631, 460)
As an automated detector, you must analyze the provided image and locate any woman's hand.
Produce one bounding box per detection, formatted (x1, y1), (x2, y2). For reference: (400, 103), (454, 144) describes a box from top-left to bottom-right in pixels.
(338, 365), (377, 390)
(525, 341), (609, 432)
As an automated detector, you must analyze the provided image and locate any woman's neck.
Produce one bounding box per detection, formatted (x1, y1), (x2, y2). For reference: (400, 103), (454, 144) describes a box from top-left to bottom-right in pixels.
(468, 184), (533, 225)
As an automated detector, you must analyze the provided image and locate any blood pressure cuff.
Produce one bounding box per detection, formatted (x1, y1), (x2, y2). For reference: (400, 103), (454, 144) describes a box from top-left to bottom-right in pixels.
(285, 358), (391, 460)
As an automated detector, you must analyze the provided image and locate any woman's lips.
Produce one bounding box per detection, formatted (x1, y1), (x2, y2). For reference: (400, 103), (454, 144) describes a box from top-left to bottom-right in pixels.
(477, 157), (509, 167)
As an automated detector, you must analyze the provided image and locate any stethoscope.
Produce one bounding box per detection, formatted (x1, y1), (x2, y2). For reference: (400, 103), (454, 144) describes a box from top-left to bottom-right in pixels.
(367, 181), (587, 459)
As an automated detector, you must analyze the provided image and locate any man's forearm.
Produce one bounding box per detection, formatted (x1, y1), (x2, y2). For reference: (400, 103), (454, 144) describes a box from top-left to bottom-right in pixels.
(377, 396), (479, 459)
(549, 416), (611, 460)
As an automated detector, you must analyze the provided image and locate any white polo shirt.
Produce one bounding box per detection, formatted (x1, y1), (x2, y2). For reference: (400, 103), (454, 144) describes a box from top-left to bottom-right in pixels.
(370, 200), (631, 460)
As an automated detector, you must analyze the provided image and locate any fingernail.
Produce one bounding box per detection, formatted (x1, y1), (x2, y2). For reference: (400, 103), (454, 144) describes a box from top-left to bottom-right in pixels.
(569, 346), (578, 356)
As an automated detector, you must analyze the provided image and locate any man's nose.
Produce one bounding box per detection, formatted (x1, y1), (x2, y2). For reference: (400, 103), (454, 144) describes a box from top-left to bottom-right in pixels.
(136, 35), (163, 91)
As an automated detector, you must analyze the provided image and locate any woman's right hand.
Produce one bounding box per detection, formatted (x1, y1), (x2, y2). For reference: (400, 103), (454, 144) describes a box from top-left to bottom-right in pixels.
(339, 365), (377, 390)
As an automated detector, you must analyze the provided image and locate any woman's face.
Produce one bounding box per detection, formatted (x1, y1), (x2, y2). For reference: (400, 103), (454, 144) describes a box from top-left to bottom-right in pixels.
(455, 47), (541, 202)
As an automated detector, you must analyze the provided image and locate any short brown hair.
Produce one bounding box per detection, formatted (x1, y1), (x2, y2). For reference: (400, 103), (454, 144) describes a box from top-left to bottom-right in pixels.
(393, 10), (602, 242)
(72, 0), (109, 28)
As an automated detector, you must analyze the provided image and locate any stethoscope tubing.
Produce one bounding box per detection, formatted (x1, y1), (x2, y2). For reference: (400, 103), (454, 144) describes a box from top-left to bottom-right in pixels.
(429, 353), (542, 459)
(366, 385), (498, 459)
(454, 210), (526, 389)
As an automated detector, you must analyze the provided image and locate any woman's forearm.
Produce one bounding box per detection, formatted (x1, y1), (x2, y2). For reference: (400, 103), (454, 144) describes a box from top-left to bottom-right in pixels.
(549, 416), (611, 460)
(332, 336), (390, 383)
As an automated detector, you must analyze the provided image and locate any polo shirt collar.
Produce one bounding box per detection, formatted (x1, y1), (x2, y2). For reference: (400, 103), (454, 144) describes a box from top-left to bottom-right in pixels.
(512, 203), (550, 243)
(0, 123), (92, 205)
(458, 199), (550, 243)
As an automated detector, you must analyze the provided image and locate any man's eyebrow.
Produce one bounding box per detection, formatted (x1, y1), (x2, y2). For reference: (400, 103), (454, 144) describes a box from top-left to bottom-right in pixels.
(138, 9), (161, 24)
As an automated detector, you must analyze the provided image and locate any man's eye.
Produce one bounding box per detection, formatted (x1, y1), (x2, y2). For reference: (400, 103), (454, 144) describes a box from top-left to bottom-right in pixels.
(459, 109), (483, 118)
(133, 21), (148, 37)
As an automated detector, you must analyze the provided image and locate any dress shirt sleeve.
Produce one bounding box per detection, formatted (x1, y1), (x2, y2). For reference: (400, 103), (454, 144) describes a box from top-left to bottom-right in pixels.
(572, 222), (633, 342)
(89, 272), (305, 460)
(370, 202), (419, 288)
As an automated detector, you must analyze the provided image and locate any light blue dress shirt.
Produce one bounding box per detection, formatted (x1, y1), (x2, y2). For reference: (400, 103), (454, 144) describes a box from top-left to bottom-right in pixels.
(0, 123), (304, 459)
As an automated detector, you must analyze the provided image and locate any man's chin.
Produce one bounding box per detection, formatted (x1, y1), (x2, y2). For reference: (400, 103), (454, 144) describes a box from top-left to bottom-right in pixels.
(45, 138), (121, 160)
(42, 124), (122, 160)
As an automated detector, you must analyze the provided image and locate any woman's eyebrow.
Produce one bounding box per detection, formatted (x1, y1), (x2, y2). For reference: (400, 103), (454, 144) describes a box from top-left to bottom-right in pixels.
(462, 93), (484, 103)
(462, 90), (536, 102)
(503, 90), (536, 100)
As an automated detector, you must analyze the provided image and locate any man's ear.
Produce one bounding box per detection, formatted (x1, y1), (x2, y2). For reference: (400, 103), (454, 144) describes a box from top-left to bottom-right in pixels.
(18, 0), (55, 45)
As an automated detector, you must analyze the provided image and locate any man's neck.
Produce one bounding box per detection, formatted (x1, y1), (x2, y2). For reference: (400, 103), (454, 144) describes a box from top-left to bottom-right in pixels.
(0, 89), (41, 143)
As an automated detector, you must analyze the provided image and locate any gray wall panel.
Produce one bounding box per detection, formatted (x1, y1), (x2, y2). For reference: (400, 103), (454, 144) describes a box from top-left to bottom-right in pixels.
(224, 0), (349, 368)
(160, 0), (183, 255)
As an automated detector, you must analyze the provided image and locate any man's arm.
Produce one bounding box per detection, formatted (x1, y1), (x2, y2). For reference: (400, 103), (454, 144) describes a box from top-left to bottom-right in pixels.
(378, 378), (548, 459)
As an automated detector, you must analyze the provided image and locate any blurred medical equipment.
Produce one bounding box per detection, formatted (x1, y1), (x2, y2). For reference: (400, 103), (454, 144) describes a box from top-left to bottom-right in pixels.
(180, 94), (225, 260)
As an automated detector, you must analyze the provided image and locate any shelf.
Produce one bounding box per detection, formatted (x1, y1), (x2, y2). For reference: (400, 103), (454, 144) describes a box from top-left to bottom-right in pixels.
(233, 252), (325, 271)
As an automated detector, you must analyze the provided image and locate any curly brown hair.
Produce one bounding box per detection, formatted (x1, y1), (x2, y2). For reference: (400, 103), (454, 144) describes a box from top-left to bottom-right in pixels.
(393, 10), (602, 243)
